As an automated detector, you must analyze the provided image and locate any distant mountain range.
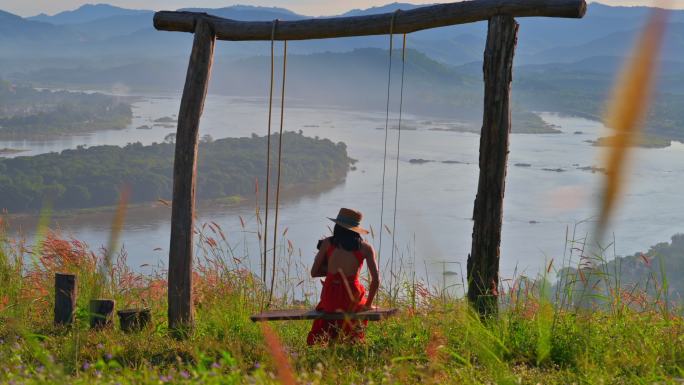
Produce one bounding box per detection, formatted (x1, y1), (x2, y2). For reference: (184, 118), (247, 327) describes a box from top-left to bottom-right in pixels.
(2, 2), (684, 70)
(28, 3), (150, 25)
(2, 2), (684, 141)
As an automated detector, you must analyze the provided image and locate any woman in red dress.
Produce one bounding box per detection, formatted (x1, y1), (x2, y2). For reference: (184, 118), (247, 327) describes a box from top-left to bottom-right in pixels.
(307, 208), (380, 345)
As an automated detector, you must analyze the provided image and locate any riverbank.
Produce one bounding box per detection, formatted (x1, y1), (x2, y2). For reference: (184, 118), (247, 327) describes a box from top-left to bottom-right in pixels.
(4, 176), (346, 235)
(589, 134), (673, 149)
(0, 147), (27, 156)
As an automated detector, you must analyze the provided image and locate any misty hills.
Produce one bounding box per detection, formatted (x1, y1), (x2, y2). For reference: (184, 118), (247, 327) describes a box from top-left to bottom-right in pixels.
(17, 45), (684, 139)
(178, 5), (302, 21)
(15, 48), (478, 116)
(3, 2), (684, 70)
(0, 10), (81, 48)
(28, 4), (150, 25)
(3, 2), (684, 140)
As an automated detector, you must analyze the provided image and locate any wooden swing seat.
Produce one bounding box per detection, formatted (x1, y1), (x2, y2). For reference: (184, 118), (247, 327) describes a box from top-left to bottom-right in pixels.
(250, 308), (398, 322)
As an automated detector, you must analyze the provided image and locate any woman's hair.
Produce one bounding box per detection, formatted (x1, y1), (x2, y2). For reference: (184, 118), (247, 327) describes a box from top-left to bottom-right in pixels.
(330, 224), (362, 251)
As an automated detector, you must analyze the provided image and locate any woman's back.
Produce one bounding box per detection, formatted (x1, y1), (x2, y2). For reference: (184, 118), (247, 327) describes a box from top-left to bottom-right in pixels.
(307, 210), (379, 345)
(323, 238), (369, 277)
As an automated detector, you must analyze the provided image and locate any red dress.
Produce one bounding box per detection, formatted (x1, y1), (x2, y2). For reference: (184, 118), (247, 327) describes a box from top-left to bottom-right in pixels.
(306, 243), (367, 345)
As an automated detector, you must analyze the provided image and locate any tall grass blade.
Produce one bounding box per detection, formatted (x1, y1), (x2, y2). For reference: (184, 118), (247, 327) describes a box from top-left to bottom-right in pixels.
(595, 8), (668, 242)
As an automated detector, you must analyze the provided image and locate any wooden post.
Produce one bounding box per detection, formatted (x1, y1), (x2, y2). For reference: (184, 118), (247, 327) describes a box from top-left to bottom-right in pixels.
(467, 15), (518, 317)
(168, 20), (216, 335)
(54, 273), (77, 326)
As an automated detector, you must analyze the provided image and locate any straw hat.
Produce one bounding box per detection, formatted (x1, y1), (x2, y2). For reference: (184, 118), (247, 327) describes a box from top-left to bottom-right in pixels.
(328, 208), (369, 235)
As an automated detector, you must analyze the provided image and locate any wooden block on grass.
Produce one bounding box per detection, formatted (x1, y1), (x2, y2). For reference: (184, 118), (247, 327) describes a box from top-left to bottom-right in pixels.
(90, 299), (115, 329)
(117, 308), (151, 332)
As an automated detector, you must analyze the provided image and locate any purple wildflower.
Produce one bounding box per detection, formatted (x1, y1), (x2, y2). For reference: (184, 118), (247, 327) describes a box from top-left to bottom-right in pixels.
(211, 362), (221, 369)
(82, 361), (90, 370)
(180, 370), (190, 379)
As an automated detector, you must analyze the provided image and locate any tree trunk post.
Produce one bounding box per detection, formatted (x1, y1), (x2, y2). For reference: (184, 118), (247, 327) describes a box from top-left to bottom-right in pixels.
(168, 20), (216, 336)
(467, 15), (518, 317)
(54, 273), (77, 326)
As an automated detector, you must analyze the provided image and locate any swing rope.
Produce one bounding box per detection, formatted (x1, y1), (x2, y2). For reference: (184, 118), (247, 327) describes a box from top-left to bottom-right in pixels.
(378, 10), (399, 270)
(389, 33), (407, 302)
(268, 39), (288, 307)
(262, 19), (278, 284)
(251, 17), (404, 323)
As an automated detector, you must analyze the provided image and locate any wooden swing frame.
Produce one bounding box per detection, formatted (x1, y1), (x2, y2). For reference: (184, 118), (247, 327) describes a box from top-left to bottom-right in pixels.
(153, 0), (587, 332)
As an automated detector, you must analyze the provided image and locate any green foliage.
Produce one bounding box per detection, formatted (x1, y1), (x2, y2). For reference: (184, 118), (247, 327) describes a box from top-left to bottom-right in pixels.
(556, 234), (684, 309)
(0, 132), (352, 212)
(0, 84), (132, 139)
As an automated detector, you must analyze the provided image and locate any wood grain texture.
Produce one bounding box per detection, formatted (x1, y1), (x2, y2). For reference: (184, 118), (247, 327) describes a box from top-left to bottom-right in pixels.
(89, 299), (115, 329)
(54, 273), (77, 326)
(250, 308), (398, 322)
(168, 20), (216, 335)
(117, 308), (152, 332)
(154, 0), (586, 41)
(468, 15), (518, 317)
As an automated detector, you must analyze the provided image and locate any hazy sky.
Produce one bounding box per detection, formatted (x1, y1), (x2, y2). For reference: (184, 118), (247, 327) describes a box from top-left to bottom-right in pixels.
(1, 0), (681, 17)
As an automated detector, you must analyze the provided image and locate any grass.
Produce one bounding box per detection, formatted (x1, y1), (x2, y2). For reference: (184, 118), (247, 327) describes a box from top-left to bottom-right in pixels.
(0, 214), (682, 385)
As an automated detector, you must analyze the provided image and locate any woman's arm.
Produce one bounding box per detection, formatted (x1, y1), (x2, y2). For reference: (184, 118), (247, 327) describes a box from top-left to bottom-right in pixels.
(363, 243), (380, 309)
(310, 239), (328, 278)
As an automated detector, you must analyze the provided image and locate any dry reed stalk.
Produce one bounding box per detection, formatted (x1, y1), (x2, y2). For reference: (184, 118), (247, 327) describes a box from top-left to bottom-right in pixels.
(260, 323), (297, 385)
(103, 186), (130, 281)
(596, 7), (669, 241)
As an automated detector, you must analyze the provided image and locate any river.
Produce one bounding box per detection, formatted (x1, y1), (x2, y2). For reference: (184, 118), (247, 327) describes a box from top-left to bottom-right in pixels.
(4, 93), (684, 287)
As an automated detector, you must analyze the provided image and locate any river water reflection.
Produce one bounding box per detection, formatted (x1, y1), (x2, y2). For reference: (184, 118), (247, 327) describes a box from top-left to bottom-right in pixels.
(4, 93), (684, 285)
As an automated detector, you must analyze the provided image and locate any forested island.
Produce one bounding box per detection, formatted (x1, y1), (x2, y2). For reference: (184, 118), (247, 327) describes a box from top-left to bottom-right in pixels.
(589, 134), (672, 149)
(0, 81), (132, 139)
(0, 132), (352, 212)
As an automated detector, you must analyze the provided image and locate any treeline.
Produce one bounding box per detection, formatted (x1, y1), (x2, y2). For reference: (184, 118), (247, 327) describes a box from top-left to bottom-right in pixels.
(0, 132), (352, 212)
(0, 81), (132, 139)
(556, 234), (684, 306)
(514, 70), (684, 142)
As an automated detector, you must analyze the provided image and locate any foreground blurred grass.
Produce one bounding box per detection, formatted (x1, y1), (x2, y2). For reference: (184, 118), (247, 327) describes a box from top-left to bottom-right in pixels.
(0, 219), (682, 385)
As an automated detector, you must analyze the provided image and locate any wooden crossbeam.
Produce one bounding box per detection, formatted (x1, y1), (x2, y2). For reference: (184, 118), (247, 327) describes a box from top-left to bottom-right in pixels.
(154, 0), (586, 42)
(250, 308), (398, 322)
